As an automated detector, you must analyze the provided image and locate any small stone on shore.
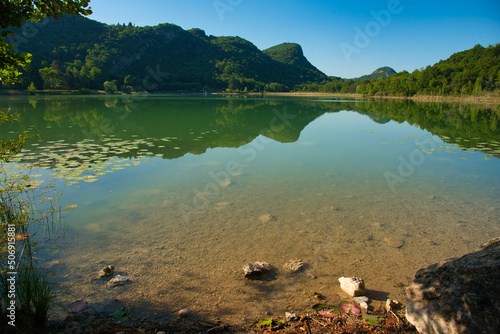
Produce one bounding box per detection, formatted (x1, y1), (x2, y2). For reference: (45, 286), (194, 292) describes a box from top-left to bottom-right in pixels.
(385, 299), (401, 311)
(98, 265), (115, 278)
(178, 309), (189, 318)
(353, 296), (369, 303)
(338, 277), (365, 296)
(285, 312), (297, 321)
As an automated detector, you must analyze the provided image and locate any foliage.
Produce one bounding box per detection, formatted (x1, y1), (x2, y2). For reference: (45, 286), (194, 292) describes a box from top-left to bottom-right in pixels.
(0, 0), (92, 85)
(353, 66), (396, 81)
(295, 44), (500, 97)
(263, 42), (321, 72)
(7, 16), (327, 92)
(1, 4), (91, 331)
(27, 82), (36, 95)
(0, 111), (65, 332)
(0, 110), (33, 161)
(103, 80), (118, 94)
(0, 265), (55, 332)
(3, 11), (499, 96)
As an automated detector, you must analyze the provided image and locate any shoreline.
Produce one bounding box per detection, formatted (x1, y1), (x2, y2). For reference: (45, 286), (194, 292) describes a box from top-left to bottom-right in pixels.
(2, 89), (500, 105)
(45, 302), (417, 333)
(259, 92), (500, 105)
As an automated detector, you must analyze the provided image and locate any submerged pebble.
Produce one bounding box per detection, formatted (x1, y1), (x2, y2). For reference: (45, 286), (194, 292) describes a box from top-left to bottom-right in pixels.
(219, 178), (231, 187)
(259, 214), (276, 223)
(98, 265), (115, 278)
(108, 275), (128, 286)
(384, 237), (405, 248)
(284, 259), (304, 272)
(242, 261), (272, 280)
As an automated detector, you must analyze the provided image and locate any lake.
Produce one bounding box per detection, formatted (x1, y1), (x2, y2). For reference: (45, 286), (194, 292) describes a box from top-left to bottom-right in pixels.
(1, 95), (499, 324)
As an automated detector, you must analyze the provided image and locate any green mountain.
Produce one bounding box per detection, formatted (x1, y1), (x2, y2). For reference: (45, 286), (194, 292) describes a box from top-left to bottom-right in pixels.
(353, 66), (396, 81)
(6, 15), (498, 97)
(263, 43), (323, 73)
(10, 16), (327, 92)
(355, 44), (500, 96)
(295, 44), (500, 96)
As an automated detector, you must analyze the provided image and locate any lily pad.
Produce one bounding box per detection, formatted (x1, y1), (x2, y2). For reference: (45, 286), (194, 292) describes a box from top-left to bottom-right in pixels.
(67, 300), (88, 313)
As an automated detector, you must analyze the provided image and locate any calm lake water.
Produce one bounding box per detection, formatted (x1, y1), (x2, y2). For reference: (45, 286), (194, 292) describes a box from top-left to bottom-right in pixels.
(1, 95), (499, 324)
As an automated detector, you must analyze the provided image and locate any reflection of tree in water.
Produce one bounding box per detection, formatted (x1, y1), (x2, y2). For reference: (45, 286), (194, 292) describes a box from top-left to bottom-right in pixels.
(353, 100), (500, 157)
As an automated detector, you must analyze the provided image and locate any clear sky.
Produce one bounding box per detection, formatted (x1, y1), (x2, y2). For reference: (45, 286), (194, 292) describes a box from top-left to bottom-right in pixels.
(87, 0), (500, 78)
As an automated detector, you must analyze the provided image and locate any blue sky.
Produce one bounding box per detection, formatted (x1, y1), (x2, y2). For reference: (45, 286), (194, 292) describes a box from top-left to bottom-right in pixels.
(88, 0), (500, 78)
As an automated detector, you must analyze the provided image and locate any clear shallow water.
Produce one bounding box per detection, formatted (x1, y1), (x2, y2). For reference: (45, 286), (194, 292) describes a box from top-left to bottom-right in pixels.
(1, 95), (499, 323)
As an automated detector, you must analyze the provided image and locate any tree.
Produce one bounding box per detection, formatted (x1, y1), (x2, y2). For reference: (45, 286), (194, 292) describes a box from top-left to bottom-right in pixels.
(27, 81), (36, 94)
(0, 0), (92, 85)
(0, 2), (91, 331)
(103, 80), (118, 94)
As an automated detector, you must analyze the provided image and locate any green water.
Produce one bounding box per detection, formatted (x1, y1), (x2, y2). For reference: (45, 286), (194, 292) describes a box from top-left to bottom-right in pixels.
(1, 95), (500, 323)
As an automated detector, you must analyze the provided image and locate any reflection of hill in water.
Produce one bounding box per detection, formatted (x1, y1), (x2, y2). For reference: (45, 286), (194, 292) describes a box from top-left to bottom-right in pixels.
(4, 97), (343, 160)
(1, 96), (500, 161)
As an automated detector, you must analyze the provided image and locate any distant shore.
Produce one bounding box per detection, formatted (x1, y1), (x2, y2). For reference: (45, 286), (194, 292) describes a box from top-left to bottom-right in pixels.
(2, 89), (500, 105)
(260, 92), (500, 105)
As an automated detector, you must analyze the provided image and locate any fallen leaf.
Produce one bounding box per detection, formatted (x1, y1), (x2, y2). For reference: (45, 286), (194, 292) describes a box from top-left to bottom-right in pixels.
(67, 300), (88, 313)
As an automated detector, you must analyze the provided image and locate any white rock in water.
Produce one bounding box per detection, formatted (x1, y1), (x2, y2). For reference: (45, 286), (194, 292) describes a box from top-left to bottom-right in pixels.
(338, 276), (365, 296)
(107, 275), (128, 286)
(353, 296), (369, 303)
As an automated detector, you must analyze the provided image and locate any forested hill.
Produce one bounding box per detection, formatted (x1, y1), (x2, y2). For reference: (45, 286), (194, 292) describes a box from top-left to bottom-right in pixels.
(263, 43), (322, 73)
(9, 15), (327, 92)
(355, 44), (500, 96)
(295, 44), (500, 96)
(6, 15), (499, 96)
(353, 66), (397, 81)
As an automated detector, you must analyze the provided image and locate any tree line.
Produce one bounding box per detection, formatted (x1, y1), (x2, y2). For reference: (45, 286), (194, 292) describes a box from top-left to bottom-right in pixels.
(3, 14), (499, 97)
(295, 44), (500, 97)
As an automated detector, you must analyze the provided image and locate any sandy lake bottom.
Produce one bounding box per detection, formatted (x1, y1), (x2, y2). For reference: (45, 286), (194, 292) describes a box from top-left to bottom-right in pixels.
(1, 97), (498, 325)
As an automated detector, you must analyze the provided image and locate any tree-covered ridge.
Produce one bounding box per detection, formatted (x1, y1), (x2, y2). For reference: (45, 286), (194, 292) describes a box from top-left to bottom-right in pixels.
(8, 15), (327, 92)
(294, 44), (500, 96)
(4, 14), (499, 96)
(263, 43), (323, 73)
(355, 44), (500, 96)
(353, 66), (396, 81)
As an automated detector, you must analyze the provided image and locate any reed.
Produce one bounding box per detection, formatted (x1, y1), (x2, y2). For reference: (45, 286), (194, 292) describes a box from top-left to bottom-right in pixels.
(1, 109), (66, 333)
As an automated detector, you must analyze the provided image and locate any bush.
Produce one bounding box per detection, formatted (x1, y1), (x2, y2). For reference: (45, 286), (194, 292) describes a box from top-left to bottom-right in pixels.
(103, 81), (118, 94)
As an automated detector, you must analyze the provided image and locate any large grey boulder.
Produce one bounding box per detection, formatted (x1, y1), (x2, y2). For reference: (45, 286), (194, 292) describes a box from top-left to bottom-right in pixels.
(406, 237), (500, 334)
